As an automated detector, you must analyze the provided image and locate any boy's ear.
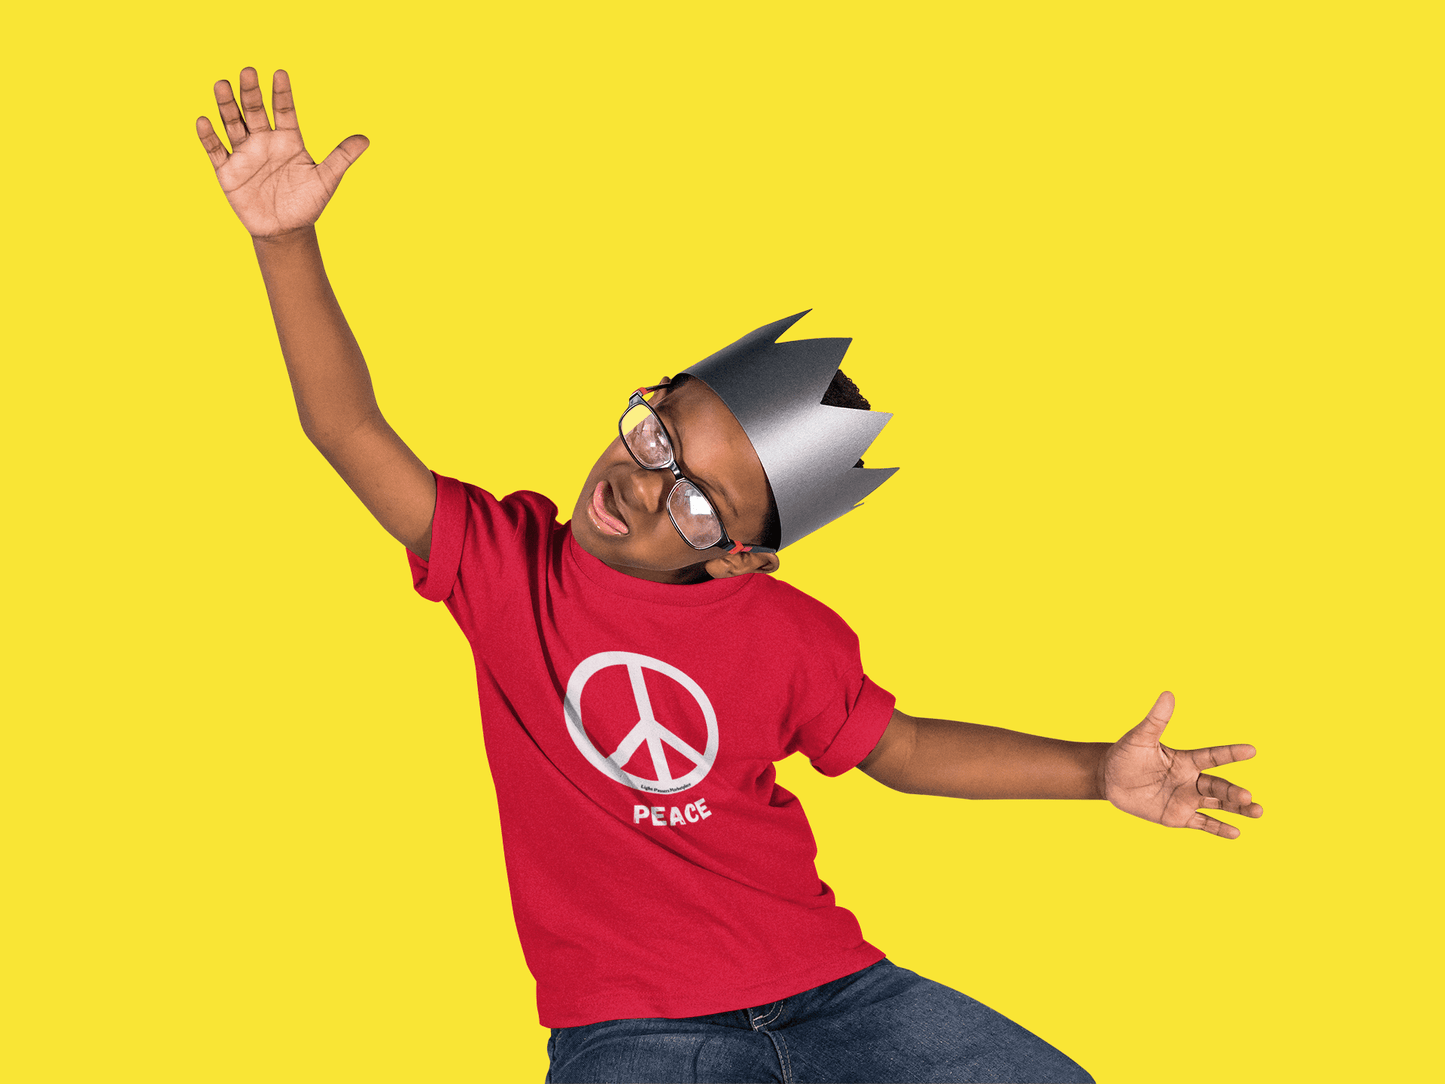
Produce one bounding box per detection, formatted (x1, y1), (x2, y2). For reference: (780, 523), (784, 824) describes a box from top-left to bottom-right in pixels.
(704, 549), (780, 579)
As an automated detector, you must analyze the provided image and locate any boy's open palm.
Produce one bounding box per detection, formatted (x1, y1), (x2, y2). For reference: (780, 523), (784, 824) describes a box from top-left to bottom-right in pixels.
(1102, 692), (1263, 838)
(196, 68), (368, 238)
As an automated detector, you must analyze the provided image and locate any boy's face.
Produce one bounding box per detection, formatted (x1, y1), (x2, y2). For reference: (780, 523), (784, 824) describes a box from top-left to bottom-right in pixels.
(570, 377), (780, 584)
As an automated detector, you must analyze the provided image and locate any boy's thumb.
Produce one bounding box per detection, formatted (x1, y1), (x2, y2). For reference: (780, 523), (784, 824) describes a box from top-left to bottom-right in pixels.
(1137, 690), (1174, 741)
(318, 135), (370, 188)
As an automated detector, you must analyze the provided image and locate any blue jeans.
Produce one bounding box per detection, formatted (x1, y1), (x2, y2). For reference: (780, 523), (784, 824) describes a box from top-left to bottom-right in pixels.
(546, 960), (1093, 1083)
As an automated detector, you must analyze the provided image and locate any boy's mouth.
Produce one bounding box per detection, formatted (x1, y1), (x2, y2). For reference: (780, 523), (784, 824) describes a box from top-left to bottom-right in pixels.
(588, 479), (629, 536)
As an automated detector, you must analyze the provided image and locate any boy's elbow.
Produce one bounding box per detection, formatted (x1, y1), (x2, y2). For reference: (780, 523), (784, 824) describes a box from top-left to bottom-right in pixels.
(302, 409), (377, 452)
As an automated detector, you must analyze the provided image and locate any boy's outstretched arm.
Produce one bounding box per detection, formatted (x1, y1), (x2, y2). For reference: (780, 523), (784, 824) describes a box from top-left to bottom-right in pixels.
(197, 68), (437, 558)
(858, 691), (1263, 838)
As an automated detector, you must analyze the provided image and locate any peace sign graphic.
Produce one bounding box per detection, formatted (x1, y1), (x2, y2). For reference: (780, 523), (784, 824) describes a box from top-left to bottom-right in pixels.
(563, 651), (720, 794)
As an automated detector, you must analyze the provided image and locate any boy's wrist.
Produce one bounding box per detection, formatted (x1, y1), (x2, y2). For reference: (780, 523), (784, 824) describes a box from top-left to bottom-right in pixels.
(1088, 741), (1111, 802)
(251, 224), (318, 248)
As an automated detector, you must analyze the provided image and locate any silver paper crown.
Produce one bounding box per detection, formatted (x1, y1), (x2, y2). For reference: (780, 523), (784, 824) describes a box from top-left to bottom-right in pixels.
(682, 311), (897, 550)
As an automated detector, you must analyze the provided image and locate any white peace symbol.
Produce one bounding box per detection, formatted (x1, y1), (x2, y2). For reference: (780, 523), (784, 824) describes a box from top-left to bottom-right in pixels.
(563, 651), (719, 794)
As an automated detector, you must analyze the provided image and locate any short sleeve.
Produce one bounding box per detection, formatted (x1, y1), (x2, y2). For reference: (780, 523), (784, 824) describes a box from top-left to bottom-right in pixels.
(405, 472), (559, 639)
(772, 591), (897, 777)
(804, 675), (896, 777)
(408, 473), (469, 603)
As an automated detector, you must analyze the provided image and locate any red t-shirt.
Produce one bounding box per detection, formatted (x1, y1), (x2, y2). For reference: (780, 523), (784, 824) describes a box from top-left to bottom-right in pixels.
(408, 473), (894, 1027)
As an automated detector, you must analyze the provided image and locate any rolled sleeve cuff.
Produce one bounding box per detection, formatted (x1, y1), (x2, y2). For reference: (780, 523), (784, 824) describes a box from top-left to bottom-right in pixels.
(809, 676), (897, 778)
(408, 472), (466, 603)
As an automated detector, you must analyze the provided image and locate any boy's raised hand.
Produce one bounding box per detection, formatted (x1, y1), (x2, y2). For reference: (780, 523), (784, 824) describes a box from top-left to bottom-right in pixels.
(196, 68), (369, 238)
(1100, 692), (1263, 838)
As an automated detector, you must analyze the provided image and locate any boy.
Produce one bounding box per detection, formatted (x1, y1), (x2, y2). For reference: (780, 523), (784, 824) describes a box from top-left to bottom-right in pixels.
(197, 68), (1262, 1083)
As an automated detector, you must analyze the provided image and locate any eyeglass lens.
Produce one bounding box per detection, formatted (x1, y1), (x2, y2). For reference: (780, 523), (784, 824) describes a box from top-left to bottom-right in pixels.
(621, 400), (725, 548)
(620, 403), (671, 468)
(669, 480), (724, 548)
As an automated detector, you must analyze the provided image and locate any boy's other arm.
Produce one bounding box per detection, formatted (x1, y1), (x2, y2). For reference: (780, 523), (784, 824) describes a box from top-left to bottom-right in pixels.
(198, 67), (436, 559)
(858, 710), (1109, 800)
(858, 692), (1263, 838)
(253, 228), (436, 558)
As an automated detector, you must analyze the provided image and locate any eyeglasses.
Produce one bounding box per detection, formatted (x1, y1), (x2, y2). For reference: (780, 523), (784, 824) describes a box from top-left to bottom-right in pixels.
(618, 385), (777, 555)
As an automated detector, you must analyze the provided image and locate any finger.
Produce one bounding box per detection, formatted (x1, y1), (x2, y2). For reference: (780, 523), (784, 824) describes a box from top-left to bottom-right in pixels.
(1197, 796), (1265, 818)
(1195, 772), (1253, 807)
(213, 79), (247, 147)
(272, 69), (299, 131)
(1188, 742), (1257, 770)
(315, 134), (371, 195)
(1185, 810), (1242, 839)
(195, 116), (229, 170)
(1131, 690), (1175, 744)
(237, 67), (271, 134)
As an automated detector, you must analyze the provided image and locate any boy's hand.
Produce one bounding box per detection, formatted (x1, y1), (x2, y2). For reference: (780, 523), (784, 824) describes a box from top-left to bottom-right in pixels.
(1100, 692), (1263, 838)
(196, 68), (368, 238)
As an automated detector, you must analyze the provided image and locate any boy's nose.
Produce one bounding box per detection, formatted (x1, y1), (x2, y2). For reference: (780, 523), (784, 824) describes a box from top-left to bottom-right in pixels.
(620, 464), (671, 514)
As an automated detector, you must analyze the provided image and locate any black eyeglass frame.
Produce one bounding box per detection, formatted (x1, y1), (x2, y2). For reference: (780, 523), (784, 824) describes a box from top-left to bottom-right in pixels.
(618, 385), (778, 556)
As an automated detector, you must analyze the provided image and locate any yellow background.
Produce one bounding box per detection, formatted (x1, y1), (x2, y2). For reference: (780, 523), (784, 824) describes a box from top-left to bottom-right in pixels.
(4, 2), (1438, 1081)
